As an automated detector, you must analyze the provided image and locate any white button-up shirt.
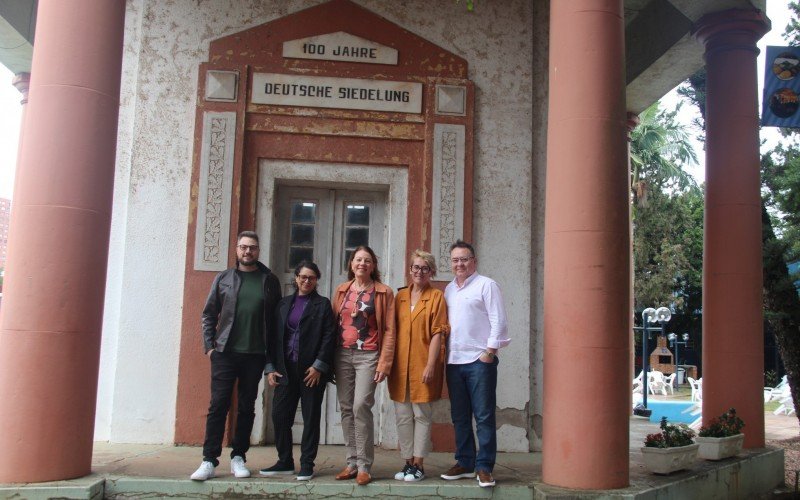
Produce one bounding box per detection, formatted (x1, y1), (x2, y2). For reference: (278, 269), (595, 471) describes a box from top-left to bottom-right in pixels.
(444, 272), (510, 364)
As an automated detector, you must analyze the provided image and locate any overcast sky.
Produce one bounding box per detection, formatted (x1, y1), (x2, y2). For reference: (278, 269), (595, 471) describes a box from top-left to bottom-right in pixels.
(0, 3), (794, 200)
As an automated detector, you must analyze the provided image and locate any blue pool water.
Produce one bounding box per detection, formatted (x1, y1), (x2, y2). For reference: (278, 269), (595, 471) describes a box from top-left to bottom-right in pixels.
(645, 400), (696, 424)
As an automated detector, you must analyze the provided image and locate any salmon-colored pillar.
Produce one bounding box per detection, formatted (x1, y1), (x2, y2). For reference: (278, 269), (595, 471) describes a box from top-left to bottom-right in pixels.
(0, 0), (125, 483)
(543, 0), (630, 489)
(694, 9), (769, 449)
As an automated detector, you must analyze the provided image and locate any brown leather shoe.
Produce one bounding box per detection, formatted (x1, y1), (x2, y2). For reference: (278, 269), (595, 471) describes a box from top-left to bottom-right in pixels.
(476, 470), (496, 487)
(356, 470), (371, 485)
(335, 466), (357, 480)
(440, 463), (475, 480)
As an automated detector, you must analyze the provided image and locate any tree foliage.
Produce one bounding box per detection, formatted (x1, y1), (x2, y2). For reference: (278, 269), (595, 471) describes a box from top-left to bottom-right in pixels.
(630, 104), (703, 314)
(763, 143), (800, 260)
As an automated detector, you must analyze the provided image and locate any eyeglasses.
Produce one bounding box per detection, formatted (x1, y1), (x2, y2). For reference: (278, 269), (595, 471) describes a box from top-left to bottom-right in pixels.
(297, 275), (318, 282)
(450, 257), (473, 264)
(410, 265), (431, 274)
(237, 244), (259, 252)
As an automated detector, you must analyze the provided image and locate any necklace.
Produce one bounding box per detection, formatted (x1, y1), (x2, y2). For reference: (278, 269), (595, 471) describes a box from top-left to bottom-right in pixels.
(349, 280), (373, 318)
(352, 280), (373, 292)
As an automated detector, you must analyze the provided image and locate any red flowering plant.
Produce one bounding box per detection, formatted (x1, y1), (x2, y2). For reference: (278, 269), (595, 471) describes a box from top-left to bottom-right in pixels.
(644, 417), (695, 448)
(698, 408), (745, 438)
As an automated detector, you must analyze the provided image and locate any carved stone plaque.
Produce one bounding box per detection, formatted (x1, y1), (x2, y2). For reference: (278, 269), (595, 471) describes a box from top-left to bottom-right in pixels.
(431, 124), (466, 280)
(283, 31), (398, 65)
(251, 72), (422, 113)
(194, 112), (236, 271)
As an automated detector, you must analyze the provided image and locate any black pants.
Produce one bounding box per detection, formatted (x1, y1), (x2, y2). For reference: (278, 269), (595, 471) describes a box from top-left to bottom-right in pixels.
(272, 361), (326, 468)
(202, 351), (266, 465)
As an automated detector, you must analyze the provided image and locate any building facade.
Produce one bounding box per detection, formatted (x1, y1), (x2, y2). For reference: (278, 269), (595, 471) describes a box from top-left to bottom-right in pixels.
(0, 0), (772, 490)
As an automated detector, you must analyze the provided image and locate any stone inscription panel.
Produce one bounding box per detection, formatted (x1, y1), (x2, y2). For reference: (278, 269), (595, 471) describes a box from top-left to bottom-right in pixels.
(251, 73), (422, 114)
(283, 31), (398, 65)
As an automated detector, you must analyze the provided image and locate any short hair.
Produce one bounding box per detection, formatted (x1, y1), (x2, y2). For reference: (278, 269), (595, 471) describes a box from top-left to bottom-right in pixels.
(293, 260), (321, 291)
(449, 239), (475, 258)
(410, 249), (437, 277)
(237, 231), (259, 244)
(294, 260), (321, 279)
(346, 245), (382, 282)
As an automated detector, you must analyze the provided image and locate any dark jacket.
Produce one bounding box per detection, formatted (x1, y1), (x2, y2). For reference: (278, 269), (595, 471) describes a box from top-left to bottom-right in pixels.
(264, 290), (336, 385)
(201, 261), (282, 353)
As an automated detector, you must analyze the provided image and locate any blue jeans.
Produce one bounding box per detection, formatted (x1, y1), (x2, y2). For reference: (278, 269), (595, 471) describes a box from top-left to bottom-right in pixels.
(446, 357), (498, 473)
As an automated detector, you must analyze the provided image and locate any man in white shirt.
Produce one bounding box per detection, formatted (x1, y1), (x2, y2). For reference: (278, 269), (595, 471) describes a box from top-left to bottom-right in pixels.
(440, 240), (509, 488)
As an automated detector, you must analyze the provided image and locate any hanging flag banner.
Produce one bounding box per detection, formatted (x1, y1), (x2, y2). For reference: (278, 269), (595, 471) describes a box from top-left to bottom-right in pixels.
(762, 45), (800, 128)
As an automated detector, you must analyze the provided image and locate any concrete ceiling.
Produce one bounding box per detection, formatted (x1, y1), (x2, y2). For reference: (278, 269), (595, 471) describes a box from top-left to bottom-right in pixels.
(624, 0), (768, 113)
(0, 0), (35, 74)
(0, 0), (769, 113)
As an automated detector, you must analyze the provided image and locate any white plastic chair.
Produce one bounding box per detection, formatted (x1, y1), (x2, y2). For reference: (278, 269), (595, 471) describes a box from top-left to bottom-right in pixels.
(663, 373), (676, 395)
(765, 375), (789, 402)
(687, 376), (702, 402)
(632, 371), (644, 394)
(648, 370), (668, 396)
(773, 384), (795, 416)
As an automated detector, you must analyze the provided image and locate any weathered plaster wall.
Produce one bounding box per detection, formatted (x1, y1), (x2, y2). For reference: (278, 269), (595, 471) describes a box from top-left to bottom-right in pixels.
(95, 0), (144, 442)
(529, 0), (549, 452)
(369, 0), (534, 452)
(98, 0), (536, 450)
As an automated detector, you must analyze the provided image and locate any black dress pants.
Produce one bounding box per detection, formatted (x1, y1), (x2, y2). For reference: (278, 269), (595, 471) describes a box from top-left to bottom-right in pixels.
(202, 351), (266, 465)
(272, 360), (327, 468)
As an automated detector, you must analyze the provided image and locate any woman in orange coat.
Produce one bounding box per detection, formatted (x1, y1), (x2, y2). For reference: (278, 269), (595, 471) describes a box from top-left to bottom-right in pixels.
(331, 245), (395, 486)
(388, 249), (449, 482)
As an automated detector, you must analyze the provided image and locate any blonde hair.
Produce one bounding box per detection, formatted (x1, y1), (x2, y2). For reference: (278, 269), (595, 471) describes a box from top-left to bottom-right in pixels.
(410, 249), (437, 277)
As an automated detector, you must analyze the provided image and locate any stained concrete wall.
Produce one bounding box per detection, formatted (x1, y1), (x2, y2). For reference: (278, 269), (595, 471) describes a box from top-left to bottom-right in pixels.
(96, 0), (539, 451)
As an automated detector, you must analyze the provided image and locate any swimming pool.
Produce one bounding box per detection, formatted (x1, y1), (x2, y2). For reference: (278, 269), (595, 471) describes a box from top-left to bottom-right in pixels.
(644, 400), (696, 424)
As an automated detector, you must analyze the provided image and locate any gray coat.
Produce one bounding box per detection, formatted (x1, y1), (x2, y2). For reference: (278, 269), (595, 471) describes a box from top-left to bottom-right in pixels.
(201, 261), (282, 353)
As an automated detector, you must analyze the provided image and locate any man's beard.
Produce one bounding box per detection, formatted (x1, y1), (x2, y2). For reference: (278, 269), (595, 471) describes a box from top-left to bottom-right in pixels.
(238, 256), (257, 267)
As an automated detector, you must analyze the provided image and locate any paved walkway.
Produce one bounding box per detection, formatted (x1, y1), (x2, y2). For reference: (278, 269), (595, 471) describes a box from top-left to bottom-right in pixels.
(1, 411), (796, 499)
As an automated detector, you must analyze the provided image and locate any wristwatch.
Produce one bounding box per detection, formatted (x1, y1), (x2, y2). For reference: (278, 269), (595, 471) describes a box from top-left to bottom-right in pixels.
(482, 350), (496, 359)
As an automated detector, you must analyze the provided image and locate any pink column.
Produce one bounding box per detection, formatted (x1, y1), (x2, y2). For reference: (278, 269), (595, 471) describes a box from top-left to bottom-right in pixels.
(543, 0), (630, 489)
(0, 1), (125, 483)
(694, 9), (769, 449)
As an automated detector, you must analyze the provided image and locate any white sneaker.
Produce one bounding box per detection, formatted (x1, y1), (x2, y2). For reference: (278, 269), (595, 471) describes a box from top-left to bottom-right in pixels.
(190, 461), (216, 481)
(231, 456), (251, 478)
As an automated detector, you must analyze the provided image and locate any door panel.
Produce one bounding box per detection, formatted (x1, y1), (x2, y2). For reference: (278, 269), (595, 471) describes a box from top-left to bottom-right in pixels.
(272, 185), (386, 445)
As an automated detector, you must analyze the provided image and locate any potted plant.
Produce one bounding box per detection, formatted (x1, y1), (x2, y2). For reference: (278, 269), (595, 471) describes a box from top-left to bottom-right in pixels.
(641, 417), (698, 474)
(696, 408), (745, 460)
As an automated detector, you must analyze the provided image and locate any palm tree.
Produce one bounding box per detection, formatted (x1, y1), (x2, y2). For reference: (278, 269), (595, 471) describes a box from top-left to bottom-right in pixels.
(629, 102), (703, 313)
(630, 103), (699, 209)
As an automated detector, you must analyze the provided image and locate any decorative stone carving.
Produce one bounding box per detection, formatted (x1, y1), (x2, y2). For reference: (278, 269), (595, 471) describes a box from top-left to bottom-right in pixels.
(205, 70), (238, 102)
(431, 124), (465, 280)
(194, 112), (236, 271)
(436, 85), (466, 115)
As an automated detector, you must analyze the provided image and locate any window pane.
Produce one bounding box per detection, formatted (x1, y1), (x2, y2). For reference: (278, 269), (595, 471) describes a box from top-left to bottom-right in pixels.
(343, 249), (352, 272)
(290, 224), (314, 246)
(289, 247), (314, 268)
(346, 205), (370, 226)
(291, 201), (316, 223)
(345, 227), (369, 248)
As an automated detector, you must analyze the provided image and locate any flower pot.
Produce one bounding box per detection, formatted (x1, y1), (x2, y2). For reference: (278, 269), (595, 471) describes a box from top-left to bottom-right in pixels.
(696, 434), (744, 460)
(640, 443), (699, 474)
